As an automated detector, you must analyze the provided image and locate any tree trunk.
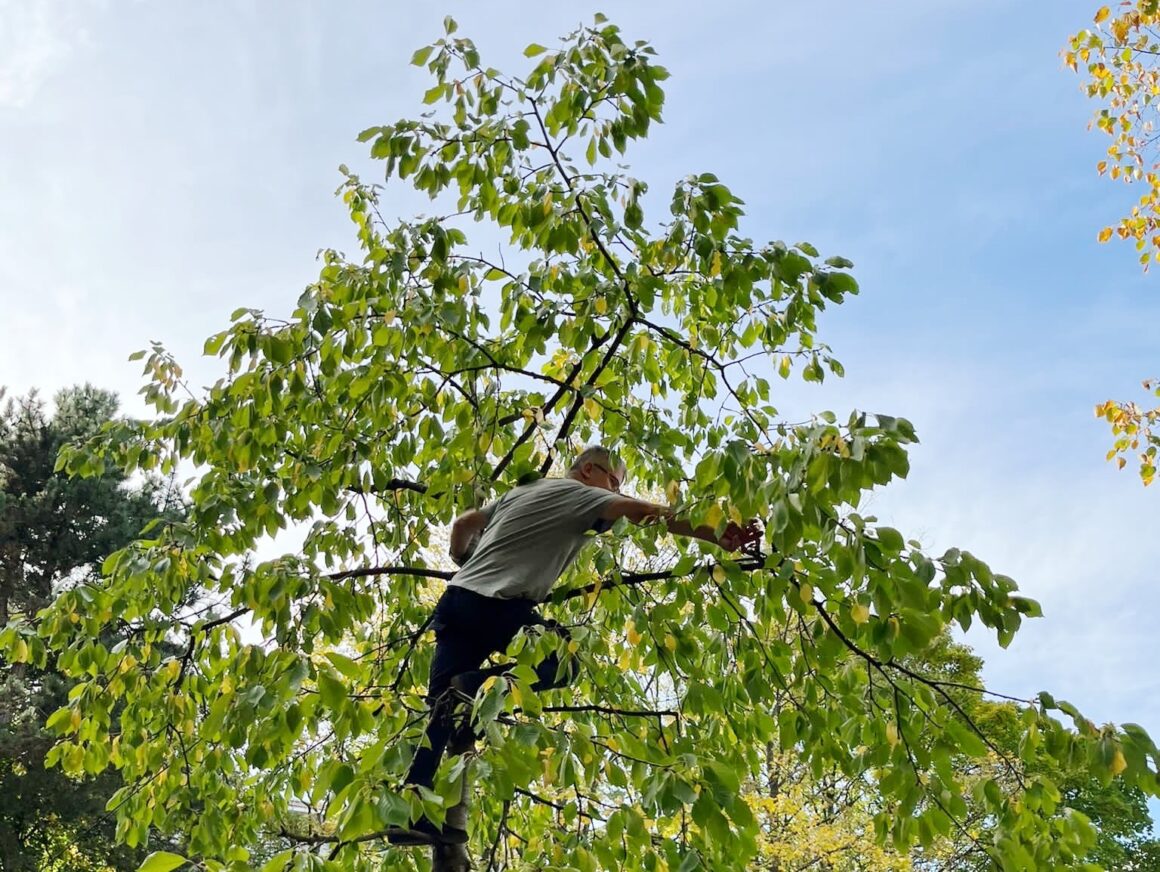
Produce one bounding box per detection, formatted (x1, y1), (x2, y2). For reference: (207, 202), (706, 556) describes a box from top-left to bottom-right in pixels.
(432, 730), (474, 872)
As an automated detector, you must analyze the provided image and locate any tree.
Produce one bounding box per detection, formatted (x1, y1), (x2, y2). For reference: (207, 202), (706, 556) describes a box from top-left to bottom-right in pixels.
(0, 386), (182, 870)
(6, 16), (1160, 871)
(1065, 4), (1160, 485)
(745, 628), (1160, 870)
(904, 634), (1160, 871)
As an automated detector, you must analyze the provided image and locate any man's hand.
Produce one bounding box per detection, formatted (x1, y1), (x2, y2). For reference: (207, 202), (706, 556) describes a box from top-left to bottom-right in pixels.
(719, 520), (763, 552)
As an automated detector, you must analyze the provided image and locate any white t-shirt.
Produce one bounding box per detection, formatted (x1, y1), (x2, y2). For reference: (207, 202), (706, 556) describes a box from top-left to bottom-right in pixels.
(448, 477), (621, 601)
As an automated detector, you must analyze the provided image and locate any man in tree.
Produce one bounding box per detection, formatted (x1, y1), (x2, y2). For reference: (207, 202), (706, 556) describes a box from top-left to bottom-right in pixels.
(391, 445), (762, 845)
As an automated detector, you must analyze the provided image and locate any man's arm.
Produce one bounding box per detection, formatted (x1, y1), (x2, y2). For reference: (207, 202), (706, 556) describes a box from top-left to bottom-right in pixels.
(598, 497), (761, 551)
(449, 508), (489, 565)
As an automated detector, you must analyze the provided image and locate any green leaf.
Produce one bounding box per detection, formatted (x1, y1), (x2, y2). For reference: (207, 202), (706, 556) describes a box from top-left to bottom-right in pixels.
(260, 851), (294, 872)
(524, 43), (549, 57)
(625, 200), (643, 230)
(269, 336), (293, 365)
(203, 332), (228, 356)
(875, 526), (904, 553)
(411, 46), (434, 67)
(137, 852), (188, 872)
(326, 650), (362, 679)
(317, 671), (347, 710)
(45, 706), (74, 733)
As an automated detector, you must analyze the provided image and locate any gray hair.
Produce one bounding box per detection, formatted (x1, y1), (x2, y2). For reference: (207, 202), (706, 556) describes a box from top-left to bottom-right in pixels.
(569, 445), (624, 477)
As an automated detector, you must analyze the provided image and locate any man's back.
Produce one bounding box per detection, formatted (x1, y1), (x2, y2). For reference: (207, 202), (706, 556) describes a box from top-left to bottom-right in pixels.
(448, 477), (620, 601)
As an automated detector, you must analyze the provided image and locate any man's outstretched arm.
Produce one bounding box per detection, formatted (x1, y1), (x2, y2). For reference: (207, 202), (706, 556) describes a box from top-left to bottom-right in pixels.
(598, 497), (762, 552)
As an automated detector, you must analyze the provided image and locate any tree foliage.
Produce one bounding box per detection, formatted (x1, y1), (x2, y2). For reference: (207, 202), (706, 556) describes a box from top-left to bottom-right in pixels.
(1095, 380), (1159, 486)
(0, 385), (183, 870)
(1065, 3), (1160, 484)
(3, 17), (1159, 872)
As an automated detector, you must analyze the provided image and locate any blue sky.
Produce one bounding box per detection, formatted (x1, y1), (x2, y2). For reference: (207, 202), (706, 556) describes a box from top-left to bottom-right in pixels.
(2, 0), (1158, 777)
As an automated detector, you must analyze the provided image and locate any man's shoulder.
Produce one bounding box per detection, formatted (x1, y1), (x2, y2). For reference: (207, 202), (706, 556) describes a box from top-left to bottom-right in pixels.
(515, 476), (581, 493)
(511, 476), (611, 506)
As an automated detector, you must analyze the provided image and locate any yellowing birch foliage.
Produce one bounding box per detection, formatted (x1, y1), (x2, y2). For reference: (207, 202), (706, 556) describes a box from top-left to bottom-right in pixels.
(1066, 5), (1160, 485)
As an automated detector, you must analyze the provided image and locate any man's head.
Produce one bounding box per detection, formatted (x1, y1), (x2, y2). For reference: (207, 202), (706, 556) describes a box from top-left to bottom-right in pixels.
(568, 445), (626, 493)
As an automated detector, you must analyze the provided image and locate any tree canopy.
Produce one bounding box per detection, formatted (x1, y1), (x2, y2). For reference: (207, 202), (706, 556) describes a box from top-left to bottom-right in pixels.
(0, 385), (183, 870)
(3, 16), (1159, 872)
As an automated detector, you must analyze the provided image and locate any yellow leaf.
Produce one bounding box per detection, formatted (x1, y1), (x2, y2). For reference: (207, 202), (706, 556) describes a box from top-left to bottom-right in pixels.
(886, 722), (900, 747)
(627, 621), (643, 646)
(1099, 226), (1114, 243)
(799, 583), (814, 604)
(664, 633), (677, 652)
(594, 297), (608, 315)
(665, 480), (680, 503)
(584, 397), (601, 420)
(1094, 5), (1110, 24)
(851, 603), (870, 625)
(712, 564), (726, 584)
(383, 310), (396, 325)
(1111, 748), (1127, 775)
(567, 639), (580, 655)
(703, 503), (724, 531)
(510, 684), (523, 706)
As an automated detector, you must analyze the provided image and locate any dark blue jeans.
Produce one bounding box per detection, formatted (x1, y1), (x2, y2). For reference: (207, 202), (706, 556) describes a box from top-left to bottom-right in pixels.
(405, 585), (577, 788)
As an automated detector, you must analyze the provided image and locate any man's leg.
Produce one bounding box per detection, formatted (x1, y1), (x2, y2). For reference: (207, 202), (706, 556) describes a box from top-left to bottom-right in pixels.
(403, 588), (533, 788)
(403, 629), (489, 790)
(448, 614), (578, 700)
(528, 618), (580, 692)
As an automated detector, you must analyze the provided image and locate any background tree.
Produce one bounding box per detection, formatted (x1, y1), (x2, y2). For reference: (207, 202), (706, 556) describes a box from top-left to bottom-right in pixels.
(1065, 3), (1160, 485)
(741, 628), (1160, 870)
(907, 635), (1160, 871)
(6, 17), (1160, 872)
(0, 385), (183, 870)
